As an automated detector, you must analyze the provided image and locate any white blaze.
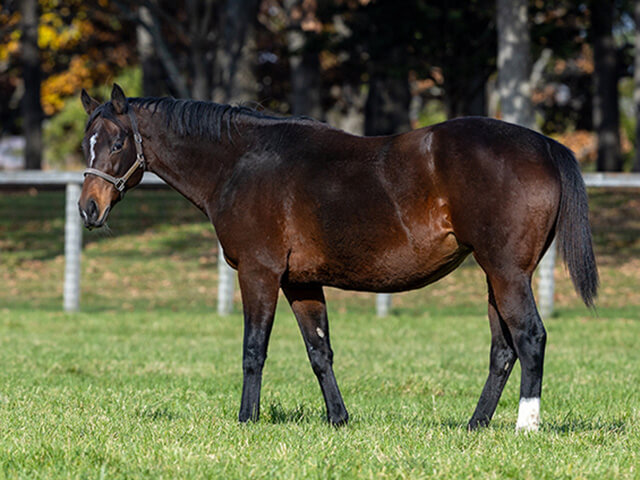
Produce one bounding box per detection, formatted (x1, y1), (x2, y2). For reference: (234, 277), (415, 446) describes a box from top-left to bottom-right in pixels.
(89, 132), (98, 167)
(516, 397), (540, 432)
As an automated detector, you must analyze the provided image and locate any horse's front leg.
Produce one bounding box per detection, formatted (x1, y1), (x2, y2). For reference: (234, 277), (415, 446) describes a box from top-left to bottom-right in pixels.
(237, 265), (281, 423)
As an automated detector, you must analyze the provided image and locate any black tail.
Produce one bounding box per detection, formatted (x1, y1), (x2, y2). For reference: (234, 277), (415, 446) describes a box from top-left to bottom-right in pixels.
(547, 139), (599, 307)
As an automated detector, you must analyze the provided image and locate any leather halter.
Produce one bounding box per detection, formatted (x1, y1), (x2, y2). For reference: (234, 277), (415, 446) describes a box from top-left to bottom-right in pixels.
(83, 108), (146, 195)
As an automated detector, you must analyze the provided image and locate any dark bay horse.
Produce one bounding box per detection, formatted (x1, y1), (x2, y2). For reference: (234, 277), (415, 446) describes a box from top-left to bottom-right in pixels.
(79, 84), (598, 431)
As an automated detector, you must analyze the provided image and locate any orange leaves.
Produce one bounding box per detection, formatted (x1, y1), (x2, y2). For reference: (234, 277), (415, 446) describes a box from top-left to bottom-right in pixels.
(0, 0), (131, 116)
(0, 10), (20, 63)
(41, 56), (91, 114)
(41, 52), (122, 115)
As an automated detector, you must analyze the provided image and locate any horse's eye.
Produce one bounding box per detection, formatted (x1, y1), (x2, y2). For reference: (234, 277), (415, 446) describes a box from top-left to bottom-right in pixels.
(111, 142), (123, 153)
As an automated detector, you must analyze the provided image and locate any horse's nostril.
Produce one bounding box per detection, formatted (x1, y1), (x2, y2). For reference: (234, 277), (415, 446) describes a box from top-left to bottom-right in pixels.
(87, 199), (98, 220)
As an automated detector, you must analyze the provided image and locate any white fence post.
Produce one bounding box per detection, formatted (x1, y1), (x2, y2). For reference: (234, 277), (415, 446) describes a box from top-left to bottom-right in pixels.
(64, 182), (82, 312)
(376, 293), (391, 317)
(217, 242), (235, 315)
(537, 238), (557, 318)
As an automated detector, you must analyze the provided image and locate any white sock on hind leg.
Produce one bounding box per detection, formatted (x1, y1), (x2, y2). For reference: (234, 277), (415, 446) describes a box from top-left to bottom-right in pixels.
(516, 397), (540, 432)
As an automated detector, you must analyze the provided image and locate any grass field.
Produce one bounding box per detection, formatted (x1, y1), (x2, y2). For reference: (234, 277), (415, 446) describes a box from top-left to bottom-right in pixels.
(1, 189), (639, 478)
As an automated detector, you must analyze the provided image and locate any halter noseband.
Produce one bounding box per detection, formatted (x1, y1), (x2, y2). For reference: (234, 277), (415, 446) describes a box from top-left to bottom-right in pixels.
(83, 108), (146, 195)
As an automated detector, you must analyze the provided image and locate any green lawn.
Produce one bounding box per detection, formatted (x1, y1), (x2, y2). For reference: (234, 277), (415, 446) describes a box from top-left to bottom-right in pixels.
(0, 189), (639, 479)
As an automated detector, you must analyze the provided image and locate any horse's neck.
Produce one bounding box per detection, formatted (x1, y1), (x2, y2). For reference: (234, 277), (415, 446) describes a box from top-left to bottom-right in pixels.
(145, 126), (247, 218)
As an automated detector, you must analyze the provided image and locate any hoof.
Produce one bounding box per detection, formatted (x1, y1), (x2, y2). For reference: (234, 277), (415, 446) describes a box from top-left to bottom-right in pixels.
(467, 416), (490, 431)
(238, 410), (260, 423)
(515, 423), (540, 433)
(329, 411), (349, 427)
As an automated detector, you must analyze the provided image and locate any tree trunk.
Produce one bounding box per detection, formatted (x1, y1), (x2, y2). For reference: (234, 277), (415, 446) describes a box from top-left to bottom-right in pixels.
(137, 5), (165, 97)
(496, 0), (534, 129)
(633, 0), (640, 171)
(444, 72), (486, 118)
(592, 0), (622, 171)
(212, 0), (259, 104)
(186, 0), (216, 101)
(285, 0), (323, 119)
(138, 1), (190, 99)
(20, 0), (42, 170)
(364, 73), (411, 136)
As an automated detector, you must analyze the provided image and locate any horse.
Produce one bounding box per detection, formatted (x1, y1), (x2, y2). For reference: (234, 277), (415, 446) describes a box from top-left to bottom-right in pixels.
(78, 84), (598, 431)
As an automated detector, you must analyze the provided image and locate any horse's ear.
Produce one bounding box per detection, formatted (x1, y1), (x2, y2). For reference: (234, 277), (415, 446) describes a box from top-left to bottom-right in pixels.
(81, 89), (100, 115)
(111, 83), (128, 114)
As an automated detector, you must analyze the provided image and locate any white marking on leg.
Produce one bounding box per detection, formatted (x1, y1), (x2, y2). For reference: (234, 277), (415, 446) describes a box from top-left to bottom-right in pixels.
(89, 132), (98, 167)
(316, 327), (325, 338)
(516, 397), (540, 432)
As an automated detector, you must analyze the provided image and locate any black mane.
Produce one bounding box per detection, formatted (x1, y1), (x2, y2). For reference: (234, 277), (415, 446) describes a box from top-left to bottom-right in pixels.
(128, 97), (320, 142)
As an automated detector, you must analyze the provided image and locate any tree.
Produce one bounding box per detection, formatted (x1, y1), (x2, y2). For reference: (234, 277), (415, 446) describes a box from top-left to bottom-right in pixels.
(284, 0), (322, 118)
(592, 0), (622, 171)
(1, 1), (137, 130)
(20, 0), (43, 169)
(359, 3), (411, 135)
(497, 0), (534, 128)
(364, 48), (411, 136)
(418, 0), (496, 118)
(119, 0), (259, 102)
(212, 0), (260, 103)
(136, 5), (164, 97)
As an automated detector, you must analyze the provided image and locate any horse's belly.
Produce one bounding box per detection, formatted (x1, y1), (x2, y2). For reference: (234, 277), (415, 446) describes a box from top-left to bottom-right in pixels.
(286, 231), (470, 293)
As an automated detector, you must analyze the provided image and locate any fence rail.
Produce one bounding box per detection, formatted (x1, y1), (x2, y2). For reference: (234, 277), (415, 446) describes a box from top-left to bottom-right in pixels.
(1, 170), (235, 314)
(2, 170), (640, 316)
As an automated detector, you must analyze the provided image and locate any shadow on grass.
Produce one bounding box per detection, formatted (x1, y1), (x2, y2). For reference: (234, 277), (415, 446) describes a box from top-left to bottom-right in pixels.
(265, 401), (325, 425)
(544, 417), (627, 434)
(136, 404), (184, 422)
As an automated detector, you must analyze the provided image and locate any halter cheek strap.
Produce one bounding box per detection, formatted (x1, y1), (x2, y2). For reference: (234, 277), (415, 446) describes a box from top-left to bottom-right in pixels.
(83, 108), (146, 195)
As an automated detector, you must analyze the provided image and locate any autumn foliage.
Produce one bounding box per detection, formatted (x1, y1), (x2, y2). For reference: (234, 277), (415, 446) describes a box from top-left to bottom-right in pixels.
(1, 0), (135, 118)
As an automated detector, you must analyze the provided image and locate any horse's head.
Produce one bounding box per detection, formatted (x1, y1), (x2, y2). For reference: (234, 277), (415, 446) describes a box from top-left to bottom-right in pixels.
(78, 84), (145, 229)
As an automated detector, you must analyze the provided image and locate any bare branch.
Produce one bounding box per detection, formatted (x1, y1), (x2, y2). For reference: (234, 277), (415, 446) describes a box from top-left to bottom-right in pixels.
(112, 0), (190, 98)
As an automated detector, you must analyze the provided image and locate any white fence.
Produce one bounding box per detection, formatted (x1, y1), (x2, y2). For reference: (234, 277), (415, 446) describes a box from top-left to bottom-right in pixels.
(2, 170), (640, 316)
(0, 170), (235, 314)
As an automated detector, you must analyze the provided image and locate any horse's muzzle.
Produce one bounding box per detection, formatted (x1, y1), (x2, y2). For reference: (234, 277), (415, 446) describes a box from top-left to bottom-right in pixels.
(78, 199), (110, 229)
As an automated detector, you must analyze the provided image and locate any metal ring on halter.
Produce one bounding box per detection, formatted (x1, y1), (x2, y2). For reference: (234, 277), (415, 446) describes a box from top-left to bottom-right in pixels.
(83, 108), (146, 196)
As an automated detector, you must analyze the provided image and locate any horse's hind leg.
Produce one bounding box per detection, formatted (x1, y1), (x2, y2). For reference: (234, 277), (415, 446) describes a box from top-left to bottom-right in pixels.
(282, 284), (349, 426)
(468, 278), (517, 430)
(486, 273), (547, 431)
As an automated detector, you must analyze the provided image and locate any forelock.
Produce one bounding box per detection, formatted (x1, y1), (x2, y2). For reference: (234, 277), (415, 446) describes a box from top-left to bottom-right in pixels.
(85, 102), (124, 132)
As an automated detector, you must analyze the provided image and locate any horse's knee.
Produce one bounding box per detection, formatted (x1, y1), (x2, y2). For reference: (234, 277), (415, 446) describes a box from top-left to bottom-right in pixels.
(243, 346), (266, 375)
